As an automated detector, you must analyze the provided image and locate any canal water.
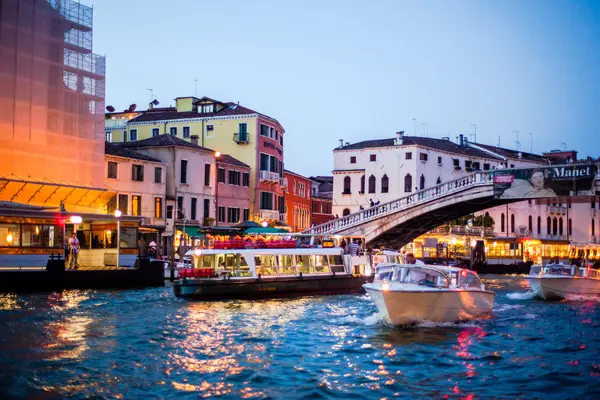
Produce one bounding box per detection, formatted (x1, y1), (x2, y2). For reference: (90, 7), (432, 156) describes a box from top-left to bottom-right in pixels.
(1, 276), (599, 399)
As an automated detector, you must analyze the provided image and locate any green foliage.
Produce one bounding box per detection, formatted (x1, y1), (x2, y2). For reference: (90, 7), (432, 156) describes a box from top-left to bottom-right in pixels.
(452, 213), (495, 227)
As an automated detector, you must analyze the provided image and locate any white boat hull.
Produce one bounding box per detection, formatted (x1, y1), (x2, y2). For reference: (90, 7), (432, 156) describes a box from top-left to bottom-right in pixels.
(526, 277), (600, 300)
(363, 284), (495, 325)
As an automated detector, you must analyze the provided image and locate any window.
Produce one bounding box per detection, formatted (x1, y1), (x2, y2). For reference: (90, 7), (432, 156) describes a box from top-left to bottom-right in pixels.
(218, 206), (226, 223)
(170, 127), (177, 136)
(420, 153), (428, 161)
(465, 160), (472, 170)
(218, 168), (226, 183)
(510, 164), (515, 168)
(405, 152), (412, 160)
(559, 218), (565, 235)
(343, 208), (350, 217)
(500, 213), (505, 233)
(313, 202), (317, 213)
(202, 104), (213, 113)
(155, 197), (163, 219)
(242, 172), (250, 187)
(204, 199), (210, 219)
(279, 135), (283, 146)
(107, 161), (117, 179)
(154, 167), (162, 183)
(453, 159), (460, 167)
(473, 162), (481, 170)
(260, 124), (269, 137)
(438, 156), (442, 164)
(238, 123), (248, 142)
(370, 154), (376, 162)
(569, 218), (572, 236)
(204, 164), (211, 186)
(270, 155), (277, 172)
(404, 174), (412, 192)
(547, 216), (551, 235)
(419, 175), (425, 190)
(105, 131), (112, 142)
(593, 219), (596, 236)
(260, 192), (274, 210)
(350, 156), (356, 164)
(227, 207), (240, 223)
(177, 196), (184, 219)
(180, 160), (188, 184)
(206, 124), (215, 138)
(167, 205), (173, 220)
(381, 175), (389, 193)
(483, 163), (490, 170)
(152, 128), (159, 137)
(593, 199), (596, 209)
(130, 129), (137, 141)
(510, 214), (515, 233)
(537, 216), (541, 235)
(123, 130), (127, 142)
(260, 154), (269, 171)
(183, 126), (190, 138)
(228, 170), (241, 185)
(118, 194), (128, 215)
(132, 164), (144, 181)
(243, 209), (250, 221)
(270, 127), (274, 138)
(359, 175), (365, 194)
(368, 175), (376, 194)
(552, 217), (558, 235)
(343, 176), (351, 194)
(278, 196), (285, 213)
(275, 130), (279, 141)
(132, 195), (141, 216)
(190, 197), (198, 221)
(528, 215), (533, 233)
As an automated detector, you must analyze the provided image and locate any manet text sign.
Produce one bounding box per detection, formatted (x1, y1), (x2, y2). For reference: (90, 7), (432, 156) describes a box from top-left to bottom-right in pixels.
(493, 164), (597, 199)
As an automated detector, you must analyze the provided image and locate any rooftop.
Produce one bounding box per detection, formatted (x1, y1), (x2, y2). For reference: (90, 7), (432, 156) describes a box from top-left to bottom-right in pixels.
(105, 142), (163, 163)
(217, 154), (250, 168)
(116, 135), (214, 153)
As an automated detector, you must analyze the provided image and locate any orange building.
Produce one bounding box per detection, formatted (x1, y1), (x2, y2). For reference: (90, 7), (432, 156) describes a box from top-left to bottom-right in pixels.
(310, 176), (334, 225)
(283, 170), (312, 232)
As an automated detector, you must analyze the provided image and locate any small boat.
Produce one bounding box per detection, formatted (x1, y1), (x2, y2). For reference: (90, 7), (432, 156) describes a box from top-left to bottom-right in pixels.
(525, 263), (600, 300)
(173, 247), (370, 299)
(363, 263), (495, 325)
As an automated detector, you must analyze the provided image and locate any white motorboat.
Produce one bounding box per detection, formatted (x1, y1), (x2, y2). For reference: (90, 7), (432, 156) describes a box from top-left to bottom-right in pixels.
(363, 263), (495, 325)
(526, 264), (600, 300)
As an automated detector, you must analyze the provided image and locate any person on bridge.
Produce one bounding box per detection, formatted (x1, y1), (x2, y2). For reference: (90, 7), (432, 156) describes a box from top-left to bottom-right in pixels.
(405, 252), (425, 265)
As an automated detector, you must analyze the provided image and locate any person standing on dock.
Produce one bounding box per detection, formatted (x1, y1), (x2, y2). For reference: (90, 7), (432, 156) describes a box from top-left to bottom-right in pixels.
(68, 232), (80, 270)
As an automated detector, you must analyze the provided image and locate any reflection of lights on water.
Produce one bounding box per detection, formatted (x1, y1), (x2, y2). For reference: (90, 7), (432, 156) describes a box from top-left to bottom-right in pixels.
(45, 316), (93, 360)
(0, 293), (20, 310)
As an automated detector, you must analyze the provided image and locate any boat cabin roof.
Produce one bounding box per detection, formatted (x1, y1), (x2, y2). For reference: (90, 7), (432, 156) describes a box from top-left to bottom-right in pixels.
(185, 247), (345, 257)
(377, 263), (465, 274)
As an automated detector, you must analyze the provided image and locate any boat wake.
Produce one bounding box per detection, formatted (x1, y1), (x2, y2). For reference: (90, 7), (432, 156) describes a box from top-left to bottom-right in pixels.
(563, 294), (600, 302)
(342, 312), (387, 326)
(506, 291), (537, 300)
(414, 320), (480, 329)
(493, 303), (524, 312)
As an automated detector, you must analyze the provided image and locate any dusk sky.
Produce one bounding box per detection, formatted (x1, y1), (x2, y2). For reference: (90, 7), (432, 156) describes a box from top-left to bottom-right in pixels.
(91, 0), (600, 177)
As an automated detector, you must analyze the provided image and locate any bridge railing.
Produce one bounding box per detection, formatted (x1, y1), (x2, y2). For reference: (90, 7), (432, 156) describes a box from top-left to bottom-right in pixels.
(304, 171), (494, 235)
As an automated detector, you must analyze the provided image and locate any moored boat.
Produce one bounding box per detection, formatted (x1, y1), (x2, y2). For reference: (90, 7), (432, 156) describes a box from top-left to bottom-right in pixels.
(526, 263), (600, 300)
(363, 263), (495, 325)
(173, 246), (370, 299)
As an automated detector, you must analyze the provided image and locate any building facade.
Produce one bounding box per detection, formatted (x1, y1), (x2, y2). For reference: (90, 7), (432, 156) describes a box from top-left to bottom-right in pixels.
(310, 176), (334, 225)
(283, 170), (312, 232)
(216, 154), (251, 226)
(0, 0), (107, 212)
(106, 96), (285, 222)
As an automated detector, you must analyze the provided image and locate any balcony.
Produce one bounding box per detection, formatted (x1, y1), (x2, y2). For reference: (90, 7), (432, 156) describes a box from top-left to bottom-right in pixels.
(546, 205), (568, 215)
(428, 225), (495, 236)
(279, 213), (287, 222)
(259, 210), (279, 220)
(260, 171), (279, 183)
(280, 178), (288, 188)
(233, 132), (249, 144)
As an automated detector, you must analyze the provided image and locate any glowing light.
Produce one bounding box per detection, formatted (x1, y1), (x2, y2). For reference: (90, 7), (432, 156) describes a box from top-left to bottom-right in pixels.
(6, 234), (13, 244)
(493, 241), (498, 248)
(114, 210), (122, 218)
(471, 239), (477, 248)
(70, 216), (82, 224)
(35, 226), (40, 235)
(460, 269), (468, 277)
(194, 249), (202, 256)
(382, 283), (390, 291)
(451, 237), (457, 245)
(261, 221), (268, 228)
(215, 151), (221, 158)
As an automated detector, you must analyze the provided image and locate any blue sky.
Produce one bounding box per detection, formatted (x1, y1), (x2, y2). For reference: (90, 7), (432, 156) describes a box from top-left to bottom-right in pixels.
(91, 0), (600, 176)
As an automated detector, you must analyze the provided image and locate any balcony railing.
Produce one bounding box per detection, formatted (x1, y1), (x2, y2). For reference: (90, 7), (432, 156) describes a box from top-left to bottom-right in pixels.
(259, 171), (279, 183)
(546, 205), (568, 214)
(428, 225), (494, 236)
(259, 210), (279, 220)
(233, 132), (249, 144)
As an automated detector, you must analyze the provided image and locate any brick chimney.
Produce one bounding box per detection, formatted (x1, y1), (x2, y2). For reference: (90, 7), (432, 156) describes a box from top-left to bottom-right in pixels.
(190, 135), (199, 146)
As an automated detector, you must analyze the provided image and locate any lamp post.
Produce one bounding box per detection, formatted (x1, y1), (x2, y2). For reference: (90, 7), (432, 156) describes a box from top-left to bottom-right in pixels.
(214, 151), (221, 226)
(114, 209), (122, 268)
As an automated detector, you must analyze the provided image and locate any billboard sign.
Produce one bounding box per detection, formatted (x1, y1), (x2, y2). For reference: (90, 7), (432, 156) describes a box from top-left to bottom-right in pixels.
(493, 164), (597, 199)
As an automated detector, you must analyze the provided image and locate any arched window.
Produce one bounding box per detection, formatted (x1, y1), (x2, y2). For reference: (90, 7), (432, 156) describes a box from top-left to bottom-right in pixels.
(559, 218), (564, 235)
(568, 218), (572, 236)
(420, 175), (426, 190)
(343, 176), (351, 194)
(404, 174), (412, 193)
(537, 216), (541, 235)
(381, 175), (389, 193)
(342, 208), (350, 217)
(360, 175), (365, 194)
(368, 175), (376, 194)
(528, 215), (532, 233)
(510, 214), (515, 233)
(436, 177), (441, 185)
(593, 218), (596, 236)
(501, 213), (505, 233)
(552, 217), (558, 235)
(547, 216), (551, 235)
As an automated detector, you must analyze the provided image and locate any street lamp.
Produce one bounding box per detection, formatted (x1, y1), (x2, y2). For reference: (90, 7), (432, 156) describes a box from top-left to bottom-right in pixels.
(114, 209), (122, 268)
(214, 151), (221, 226)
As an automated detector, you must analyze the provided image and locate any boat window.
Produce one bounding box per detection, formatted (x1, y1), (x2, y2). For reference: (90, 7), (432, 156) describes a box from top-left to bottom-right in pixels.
(255, 255), (276, 275)
(549, 265), (574, 275)
(276, 255), (297, 275)
(459, 271), (483, 289)
(589, 269), (598, 279)
(391, 267), (406, 282)
(530, 266), (543, 275)
(376, 266), (393, 281)
(403, 267), (449, 288)
(195, 255), (213, 268)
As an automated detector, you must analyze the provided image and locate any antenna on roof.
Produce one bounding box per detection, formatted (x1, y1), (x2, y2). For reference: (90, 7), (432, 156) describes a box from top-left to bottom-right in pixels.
(146, 88), (153, 104)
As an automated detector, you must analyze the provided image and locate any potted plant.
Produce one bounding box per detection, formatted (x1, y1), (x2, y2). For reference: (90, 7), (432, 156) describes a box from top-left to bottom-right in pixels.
(203, 217), (215, 227)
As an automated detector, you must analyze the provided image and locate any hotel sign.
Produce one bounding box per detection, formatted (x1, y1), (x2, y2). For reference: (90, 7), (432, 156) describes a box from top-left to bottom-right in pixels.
(493, 164), (597, 199)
